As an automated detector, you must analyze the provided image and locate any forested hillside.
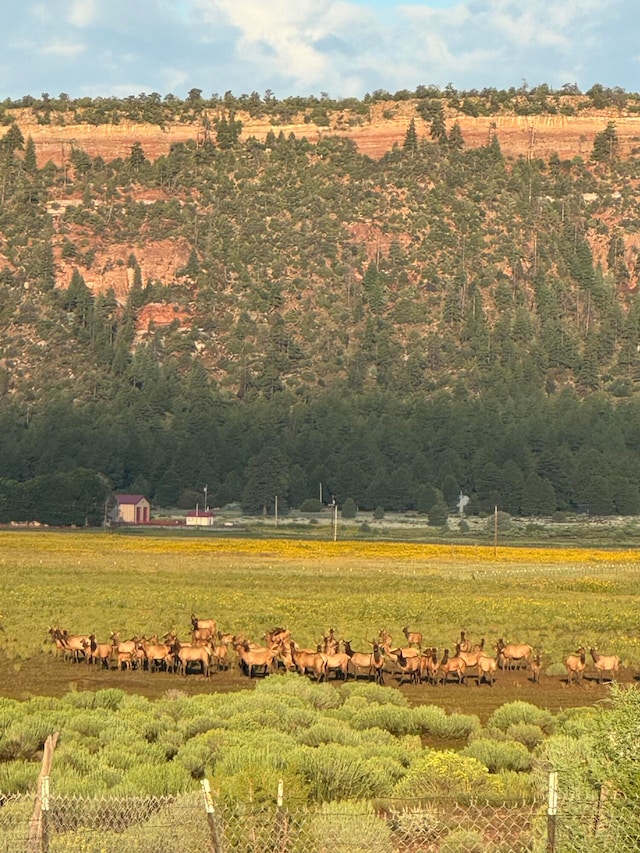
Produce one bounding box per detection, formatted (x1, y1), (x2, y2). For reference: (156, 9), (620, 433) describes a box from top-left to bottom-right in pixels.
(1, 85), (640, 523)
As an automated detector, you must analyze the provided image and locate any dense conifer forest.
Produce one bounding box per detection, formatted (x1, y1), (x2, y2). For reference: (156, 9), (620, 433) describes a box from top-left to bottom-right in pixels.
(1, 85), (640, 523)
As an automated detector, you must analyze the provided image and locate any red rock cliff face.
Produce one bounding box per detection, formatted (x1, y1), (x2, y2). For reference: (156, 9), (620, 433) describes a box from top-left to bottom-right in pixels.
(16, 101), (640, 325)
(17, 102), (640, 165)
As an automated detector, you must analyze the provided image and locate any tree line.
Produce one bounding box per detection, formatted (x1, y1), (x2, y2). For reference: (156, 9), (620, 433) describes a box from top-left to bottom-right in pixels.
(1, 97), (640, 522)
(1, 382), (639, 524)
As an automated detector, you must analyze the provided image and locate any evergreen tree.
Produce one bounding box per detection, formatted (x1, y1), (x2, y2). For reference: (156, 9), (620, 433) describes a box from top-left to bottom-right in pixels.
(403, 119), (418, 155)
(592, 122), (618, 162)
(522, 473), (556, 516)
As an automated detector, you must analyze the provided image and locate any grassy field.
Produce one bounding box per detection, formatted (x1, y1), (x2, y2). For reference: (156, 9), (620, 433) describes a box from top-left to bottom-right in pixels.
(2, 529), (640, 668)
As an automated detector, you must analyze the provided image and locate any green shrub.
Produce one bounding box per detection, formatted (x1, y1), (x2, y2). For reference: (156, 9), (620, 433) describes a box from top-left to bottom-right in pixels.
(297, 743), (389, 801)
(299, 498), (322, 512)
(505, 723), (546, 750)
(305, 800), (394, 853)
(175, 732), (221, 779)
(0, 758), (39, 792)
(392, 750), (501, 800)
(373, 506), (385, 519)
(462, 738), (532, 773)
(341, 497), (357, 519)
(413, 706), (480, 740)
(386, 802), (445, 843)
(0, 717), (56, 761)
(440, 827), (485, 853)
(255, 672), (343, 710)
(339, 682), (408, 708)
(348, 703), (420, 736)
(428, 501), (449, 526)
(487, 702), (555, 734)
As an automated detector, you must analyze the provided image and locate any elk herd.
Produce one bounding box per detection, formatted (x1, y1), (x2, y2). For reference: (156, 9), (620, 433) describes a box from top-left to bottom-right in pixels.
(47, 621), (623, 687)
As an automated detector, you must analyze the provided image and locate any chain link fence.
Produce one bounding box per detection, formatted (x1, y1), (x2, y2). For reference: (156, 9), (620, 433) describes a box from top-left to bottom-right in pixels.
(0, 782), (637, 852)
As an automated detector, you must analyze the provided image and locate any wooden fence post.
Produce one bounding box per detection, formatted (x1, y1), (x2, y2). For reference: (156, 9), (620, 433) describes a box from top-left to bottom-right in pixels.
(276, 778), (289, 853)
(26, 732), (58, 853)
(547, 770), (558, 853)
(201, 778), (224, 853)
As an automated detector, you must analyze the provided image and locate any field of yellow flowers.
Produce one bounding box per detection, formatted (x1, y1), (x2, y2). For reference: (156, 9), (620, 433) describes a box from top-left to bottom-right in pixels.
(2, 530), (640, 670)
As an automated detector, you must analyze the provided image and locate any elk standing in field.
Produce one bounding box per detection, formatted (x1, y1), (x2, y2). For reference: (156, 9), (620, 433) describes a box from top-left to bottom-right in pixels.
(343, 640), (385, 684)
(477, 654), (498, 686)
(291, 644), (327, 681)
(234, 640), (275, 678)
(496, 638), (533, 671)
(456, 639), (486, 680)
(83, 635), (113, 668)
(420, 647), (440, 685)
(530, 654), (542, 684)
(565, 646), (587, 685)
(396, 648), (421, 685)
(402, 626), (423, 649)
(458, 631), (472, 653)
(191, 615), (216, 636)
(589, 648), (621, 683)
(438, 648), (467, 685)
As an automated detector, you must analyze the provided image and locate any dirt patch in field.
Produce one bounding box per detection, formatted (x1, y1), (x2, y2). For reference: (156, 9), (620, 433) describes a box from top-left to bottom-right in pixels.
(1, 654), (633, 722)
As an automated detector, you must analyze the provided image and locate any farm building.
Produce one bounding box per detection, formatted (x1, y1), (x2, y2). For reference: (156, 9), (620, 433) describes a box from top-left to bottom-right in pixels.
(112, 494), (151, 524)
(185, 510), (215, 527)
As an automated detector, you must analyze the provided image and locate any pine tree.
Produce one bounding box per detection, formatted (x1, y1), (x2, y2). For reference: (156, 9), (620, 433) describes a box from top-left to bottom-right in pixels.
(403, 119), (418, 155)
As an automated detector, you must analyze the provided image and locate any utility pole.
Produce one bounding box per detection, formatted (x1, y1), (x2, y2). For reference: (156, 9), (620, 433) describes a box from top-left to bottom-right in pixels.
(204, 485), (208, 512)
(333, 499), (338, 542)
(275, 495), (278, 528)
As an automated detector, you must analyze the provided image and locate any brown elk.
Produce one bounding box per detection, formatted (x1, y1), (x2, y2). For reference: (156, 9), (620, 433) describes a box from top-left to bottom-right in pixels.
(175, 642), (211, 677)
(141, 639), (175, 673)
(458, 631), (472, 653)
(291, 644), (327, 681)
(438, 648), (467, 685)
(380, 642), (419, 677)
(496, 638), (533, 671)
(48, 626), (68, 658)
(83, 635), (113, 668)
(402, 626), (423, 649)
(117, 650), (134, 670)
(378, 628), (393, 647)
(322, 628), (340, 655)
(110, 632), (139, 658)
(420, 647), (440, 684)
(267, 632), (296, 672)
(396, 648), (421, 685)
(53, 628), (90, 663)
(343, 640), (385, 684)
(210, 642), (229, 672)
(589, 648), (621, 683)
(530, 654), (542, 684)
(456, 639), (486, 679)
(235, 641), (275, 678)
(565, 647), (587, 684)
(477, 654), (498, 686)
(191, 615), (216, 637)
(321, 649), (350, 681)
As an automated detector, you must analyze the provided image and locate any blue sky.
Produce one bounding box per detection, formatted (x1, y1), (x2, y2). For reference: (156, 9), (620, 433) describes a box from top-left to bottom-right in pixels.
(2, 1), (638, 101)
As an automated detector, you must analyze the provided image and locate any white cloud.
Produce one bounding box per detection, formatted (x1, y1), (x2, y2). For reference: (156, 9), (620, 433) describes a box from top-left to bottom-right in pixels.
(67, 0), (100, 28)
(4, 0), (638, 102)
(194, 0), (364, 89)
(28, 3), (52, 24)
(42, 41), (87, 57)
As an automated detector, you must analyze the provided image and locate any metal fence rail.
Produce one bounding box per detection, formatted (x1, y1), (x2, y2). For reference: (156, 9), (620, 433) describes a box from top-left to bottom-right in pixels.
(0, 784), (638, 852)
